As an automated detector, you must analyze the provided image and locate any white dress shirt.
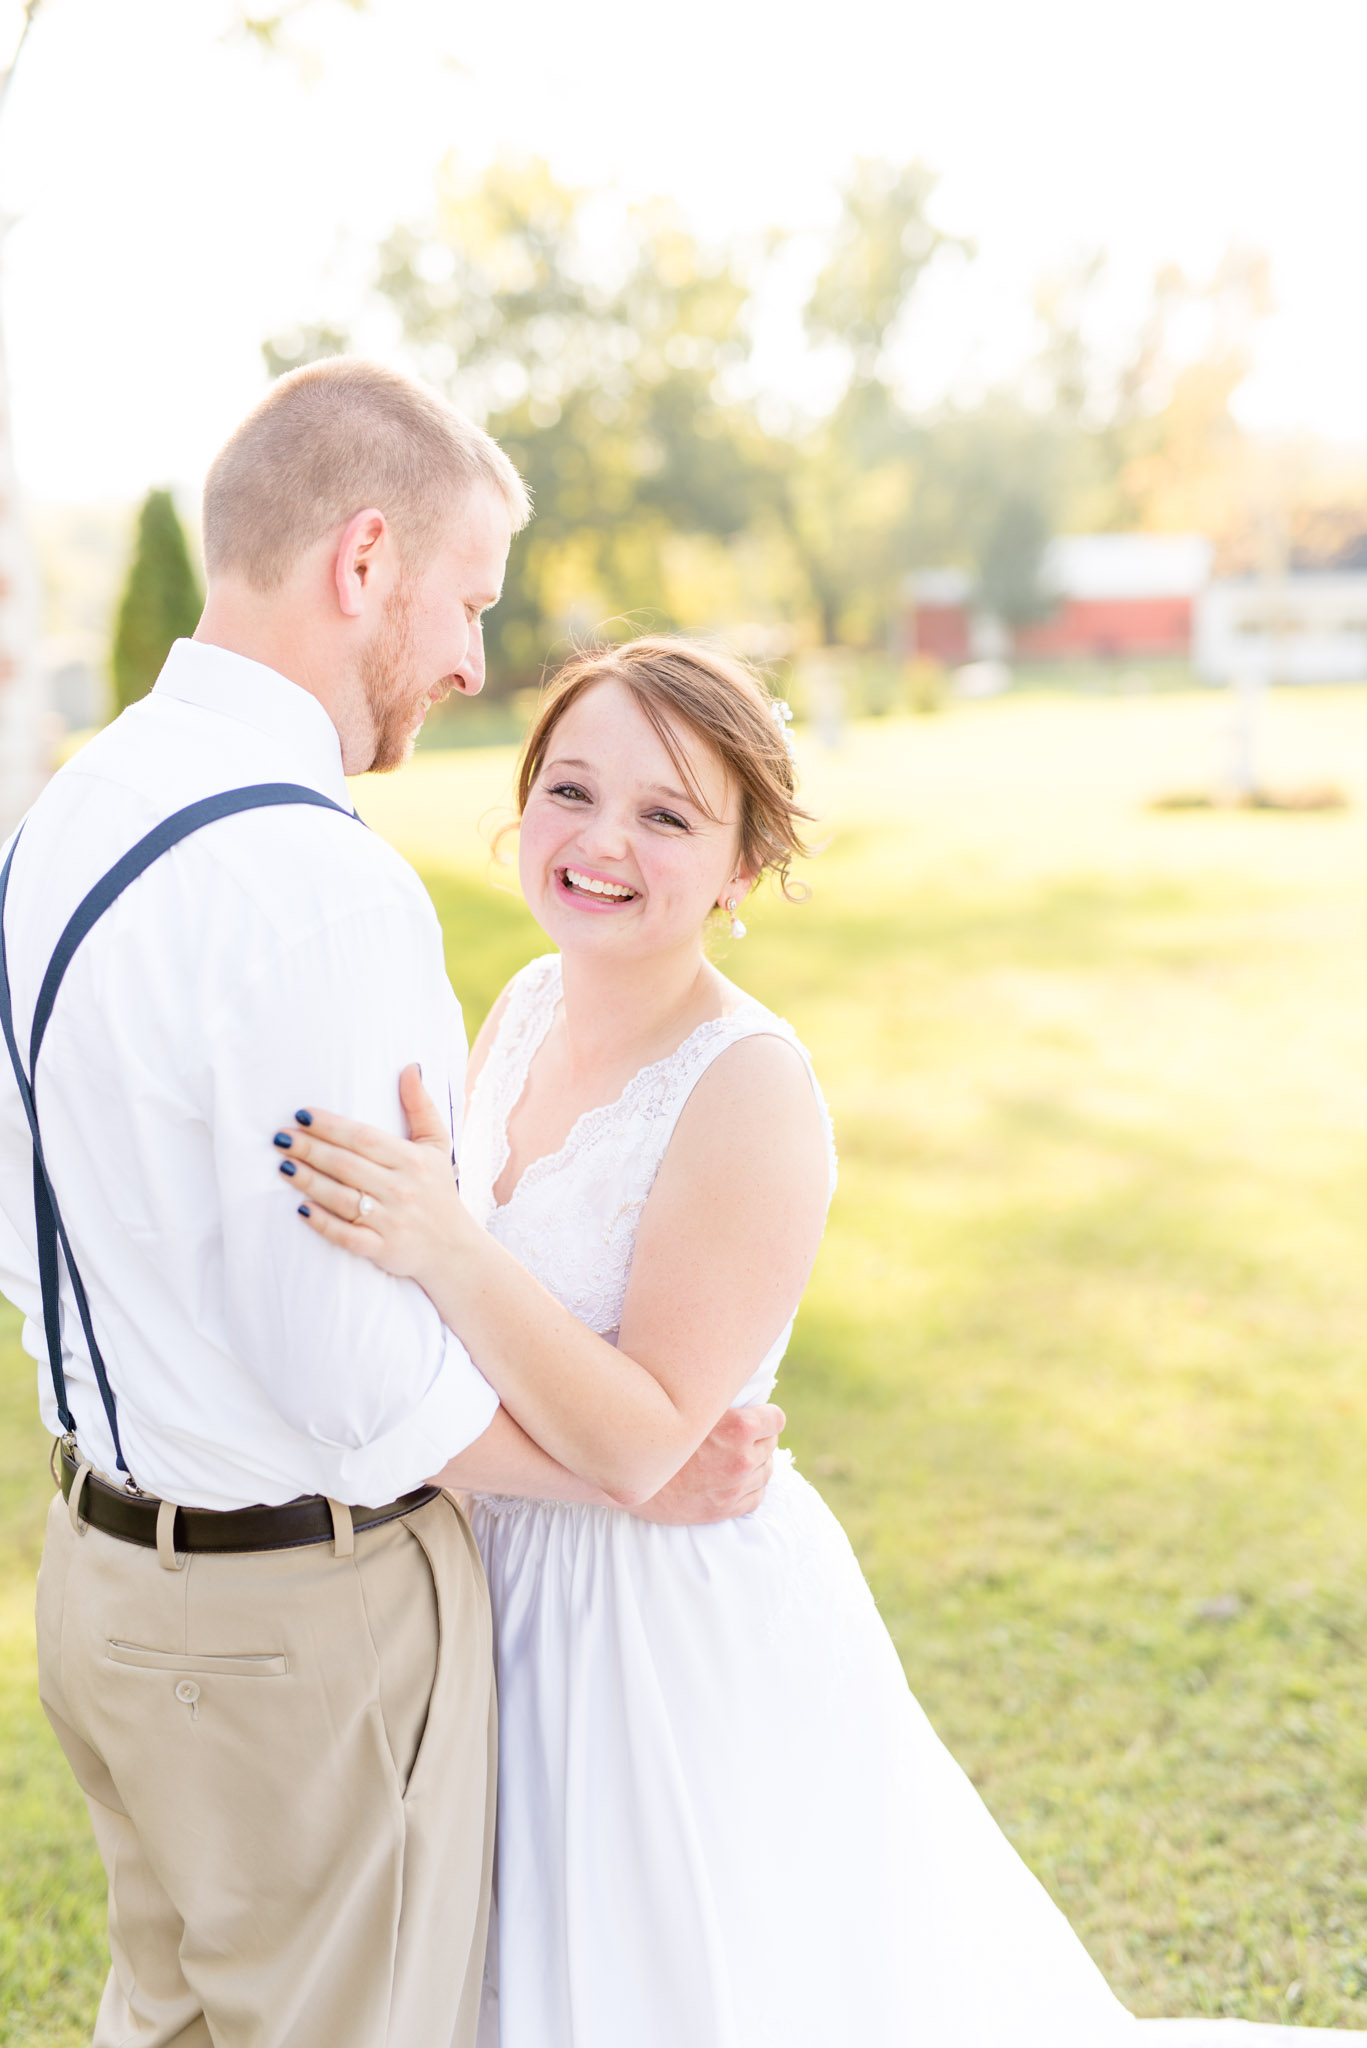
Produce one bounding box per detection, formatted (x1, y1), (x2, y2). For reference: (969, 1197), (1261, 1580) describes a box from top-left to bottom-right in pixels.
(0, 639), (499, 1509)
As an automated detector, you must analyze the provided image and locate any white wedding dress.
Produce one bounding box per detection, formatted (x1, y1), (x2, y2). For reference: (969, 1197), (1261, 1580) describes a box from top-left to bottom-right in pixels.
(463, 954), (1343, 2048)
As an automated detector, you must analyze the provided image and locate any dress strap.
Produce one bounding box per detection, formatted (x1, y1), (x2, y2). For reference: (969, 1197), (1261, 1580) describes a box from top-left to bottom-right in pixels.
(466, 954), (562, 1212)
(631, 1004), (839, 1203)
(0, 781), (356, 1477)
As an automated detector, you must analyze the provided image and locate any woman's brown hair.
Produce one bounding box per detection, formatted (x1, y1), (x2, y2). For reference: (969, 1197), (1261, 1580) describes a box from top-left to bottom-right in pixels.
(515, 637), (815, 900)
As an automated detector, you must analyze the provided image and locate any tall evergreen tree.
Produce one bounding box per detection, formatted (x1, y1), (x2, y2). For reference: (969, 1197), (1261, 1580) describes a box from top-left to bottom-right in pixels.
(111, 489), (202, 714)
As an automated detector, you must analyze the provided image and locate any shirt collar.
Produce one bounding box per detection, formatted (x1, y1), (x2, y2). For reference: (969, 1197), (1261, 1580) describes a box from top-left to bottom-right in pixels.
(152, 639), (353, 809)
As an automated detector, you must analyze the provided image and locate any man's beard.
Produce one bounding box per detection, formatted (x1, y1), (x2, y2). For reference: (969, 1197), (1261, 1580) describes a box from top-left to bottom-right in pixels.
(360, 580), (430, 773)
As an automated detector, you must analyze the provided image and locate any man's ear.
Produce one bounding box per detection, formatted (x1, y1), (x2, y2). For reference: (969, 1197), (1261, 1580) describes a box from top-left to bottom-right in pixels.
(333, 507), (388, 619)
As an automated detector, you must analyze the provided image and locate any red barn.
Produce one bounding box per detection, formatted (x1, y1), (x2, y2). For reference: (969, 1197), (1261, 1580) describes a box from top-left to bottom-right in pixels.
(1015, 535), (1212, 659)
(907, 535), (1213, 664)
(906, 568), (974, 662)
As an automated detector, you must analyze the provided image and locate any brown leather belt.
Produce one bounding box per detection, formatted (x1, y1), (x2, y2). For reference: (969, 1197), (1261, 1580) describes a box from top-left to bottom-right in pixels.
(58, 1439), (440, 1555)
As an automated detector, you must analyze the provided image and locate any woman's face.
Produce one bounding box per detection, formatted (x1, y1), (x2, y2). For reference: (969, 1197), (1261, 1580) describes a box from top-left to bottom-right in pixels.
(518, 677), (749, 963)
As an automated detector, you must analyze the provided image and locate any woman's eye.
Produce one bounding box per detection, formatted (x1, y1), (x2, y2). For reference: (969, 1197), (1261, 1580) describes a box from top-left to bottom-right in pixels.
(547, 782), (590, 802)
(649, 810), (689, 831)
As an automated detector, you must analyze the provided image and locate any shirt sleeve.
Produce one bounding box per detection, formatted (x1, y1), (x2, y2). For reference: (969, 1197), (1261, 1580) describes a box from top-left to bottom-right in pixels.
(204, 887), (499, 1507)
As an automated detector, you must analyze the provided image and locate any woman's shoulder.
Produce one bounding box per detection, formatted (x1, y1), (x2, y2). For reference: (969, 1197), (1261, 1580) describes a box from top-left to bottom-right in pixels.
(656, 1019), (836, 1211)
(668, 992), (837, 1187)
(690, 1018), (819, 1113)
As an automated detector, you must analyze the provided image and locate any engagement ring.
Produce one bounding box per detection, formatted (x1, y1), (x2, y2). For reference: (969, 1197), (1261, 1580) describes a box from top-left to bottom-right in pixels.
(357, 1193), (375, 1219)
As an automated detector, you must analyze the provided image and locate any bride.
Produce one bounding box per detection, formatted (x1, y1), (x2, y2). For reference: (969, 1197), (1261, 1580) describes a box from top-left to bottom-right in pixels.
(273, 637), (1338, 2047)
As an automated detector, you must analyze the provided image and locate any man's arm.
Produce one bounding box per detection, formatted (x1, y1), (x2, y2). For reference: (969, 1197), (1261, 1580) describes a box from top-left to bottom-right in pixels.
(206, 890), (499, 1506)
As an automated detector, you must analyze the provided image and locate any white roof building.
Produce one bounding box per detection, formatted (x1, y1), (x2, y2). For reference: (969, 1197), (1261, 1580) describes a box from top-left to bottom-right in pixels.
(1042, 534), (1214, 601)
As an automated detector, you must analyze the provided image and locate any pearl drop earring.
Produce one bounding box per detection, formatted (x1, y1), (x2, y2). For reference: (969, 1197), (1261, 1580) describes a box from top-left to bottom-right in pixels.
(725, 897), (747, 940)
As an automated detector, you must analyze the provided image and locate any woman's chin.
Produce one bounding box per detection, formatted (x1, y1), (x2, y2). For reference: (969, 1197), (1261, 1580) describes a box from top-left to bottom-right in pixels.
(543, 915), (639, 955)
(533, 899), (706, 964)
(530, 894), (640, 951)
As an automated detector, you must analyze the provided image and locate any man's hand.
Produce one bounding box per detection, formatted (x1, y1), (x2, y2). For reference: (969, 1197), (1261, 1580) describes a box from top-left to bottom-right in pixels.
(629, 1403), (785, 1525)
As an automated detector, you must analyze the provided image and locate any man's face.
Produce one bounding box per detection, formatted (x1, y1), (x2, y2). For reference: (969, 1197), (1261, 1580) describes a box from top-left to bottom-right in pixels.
(361, 483), (513, 772)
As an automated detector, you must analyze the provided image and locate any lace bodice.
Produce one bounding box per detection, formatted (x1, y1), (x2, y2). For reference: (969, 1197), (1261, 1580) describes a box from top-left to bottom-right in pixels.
(459, 954), (836, 1407)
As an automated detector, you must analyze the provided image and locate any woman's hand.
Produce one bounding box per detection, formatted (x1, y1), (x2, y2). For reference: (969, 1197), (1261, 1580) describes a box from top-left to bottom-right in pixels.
(274, 1065), (480, 1286)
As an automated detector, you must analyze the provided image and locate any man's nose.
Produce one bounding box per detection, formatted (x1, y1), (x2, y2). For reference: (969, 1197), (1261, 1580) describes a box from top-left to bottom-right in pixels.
(451, 620), (485, 697)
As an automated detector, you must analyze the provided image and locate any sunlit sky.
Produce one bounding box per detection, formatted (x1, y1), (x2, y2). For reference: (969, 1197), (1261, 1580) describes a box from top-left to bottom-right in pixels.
(3, 0), (1366, 505)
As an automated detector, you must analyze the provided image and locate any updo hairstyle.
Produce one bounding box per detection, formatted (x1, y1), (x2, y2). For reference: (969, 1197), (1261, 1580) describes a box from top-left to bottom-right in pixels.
(515, 636), (815, 900)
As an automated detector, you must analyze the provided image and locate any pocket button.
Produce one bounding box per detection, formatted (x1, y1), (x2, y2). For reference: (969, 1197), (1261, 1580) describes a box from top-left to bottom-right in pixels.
(175, 1679), (201, 1720)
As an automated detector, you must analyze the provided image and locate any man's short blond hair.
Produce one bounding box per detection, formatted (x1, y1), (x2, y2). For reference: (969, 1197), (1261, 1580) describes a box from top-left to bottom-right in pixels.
(202, 357), (531, 591)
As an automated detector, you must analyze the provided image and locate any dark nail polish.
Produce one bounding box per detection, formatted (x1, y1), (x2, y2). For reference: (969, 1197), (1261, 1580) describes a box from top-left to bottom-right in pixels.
(279, 1159), (297, 1178)
(295, 1110), (313, 1127)
(273, 1132), (292, 1150)
(297, 1203), (311, 1217)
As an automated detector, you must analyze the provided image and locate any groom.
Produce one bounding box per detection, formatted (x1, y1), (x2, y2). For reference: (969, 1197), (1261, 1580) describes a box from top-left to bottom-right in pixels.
(0, 359), (784, 2048)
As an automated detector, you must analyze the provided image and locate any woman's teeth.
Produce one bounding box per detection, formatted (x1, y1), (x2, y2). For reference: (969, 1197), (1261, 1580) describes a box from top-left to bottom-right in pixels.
(563, 868), (636, 900)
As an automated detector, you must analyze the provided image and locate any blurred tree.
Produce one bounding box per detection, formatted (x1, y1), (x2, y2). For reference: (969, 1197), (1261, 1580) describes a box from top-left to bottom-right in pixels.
(1029, 250), (1106, 423)
(262, 322), (350, 379)
(371, 156), (772, 689)
(805, 159), (964, 377)
(781, 381), (918, 647)
(234, 0), (366, 53)
(903, 247), (1274, 599)
(0, 0), (367, 824)
(0, 0), (53, 830)
(271, 149), (1286, 692)
(110, 491), (202, 714)
(976, 490), (1054, 627)
(1103, 248), (1272, 564)
(903, 249), (1135, 604)
(901, 399), (1065, 637)
(0, 0), (44, 114)
(781, 160), (964, 646)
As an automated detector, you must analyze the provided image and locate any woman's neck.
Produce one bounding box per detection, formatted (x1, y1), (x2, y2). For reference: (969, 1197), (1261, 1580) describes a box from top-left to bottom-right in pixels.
(557, 943), (721, 1077)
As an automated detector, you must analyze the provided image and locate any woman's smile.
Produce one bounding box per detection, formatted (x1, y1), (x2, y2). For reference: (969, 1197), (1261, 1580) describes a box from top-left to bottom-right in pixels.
(555, 864), (641, 908)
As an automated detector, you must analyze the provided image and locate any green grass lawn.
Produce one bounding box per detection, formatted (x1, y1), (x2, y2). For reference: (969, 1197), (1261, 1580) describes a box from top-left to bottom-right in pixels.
(6, 688), (1367, 2036)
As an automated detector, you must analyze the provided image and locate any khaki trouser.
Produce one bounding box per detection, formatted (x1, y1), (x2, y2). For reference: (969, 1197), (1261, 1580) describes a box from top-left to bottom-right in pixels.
(36, 1485), (496, 2048)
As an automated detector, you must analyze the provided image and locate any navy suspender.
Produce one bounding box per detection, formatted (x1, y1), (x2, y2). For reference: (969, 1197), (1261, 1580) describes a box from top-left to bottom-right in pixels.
(0, 782), (354, 1478)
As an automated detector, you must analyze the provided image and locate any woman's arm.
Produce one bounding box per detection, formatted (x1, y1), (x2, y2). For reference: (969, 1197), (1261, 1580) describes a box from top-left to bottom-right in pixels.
(434, 1404), (613, 1503)
(281, 1036), (829, 1505)
(438, 1403), (784, 1523)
